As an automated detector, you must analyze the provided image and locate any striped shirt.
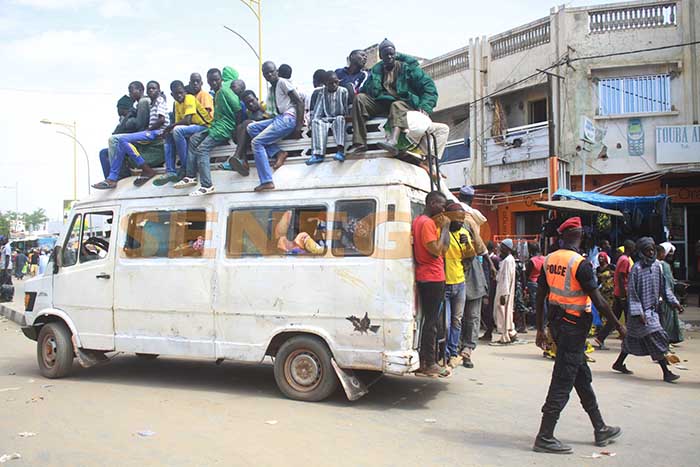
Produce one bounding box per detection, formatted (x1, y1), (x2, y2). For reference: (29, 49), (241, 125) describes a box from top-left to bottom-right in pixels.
(149, 95), (170, 128)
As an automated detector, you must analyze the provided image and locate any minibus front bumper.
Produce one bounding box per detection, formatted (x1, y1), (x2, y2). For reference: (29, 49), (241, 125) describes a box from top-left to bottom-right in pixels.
(383, 350), (420, 375)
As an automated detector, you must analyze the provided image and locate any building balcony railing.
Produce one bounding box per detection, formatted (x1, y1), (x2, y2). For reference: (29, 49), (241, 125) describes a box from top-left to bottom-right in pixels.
(484, 121), (549, 167)
(422, 46), (470, 80)
(490, 18), (550, 61)
(588, 1), (677, 33)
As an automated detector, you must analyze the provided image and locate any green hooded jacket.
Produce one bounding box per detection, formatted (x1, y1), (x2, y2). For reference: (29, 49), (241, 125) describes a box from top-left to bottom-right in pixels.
(208, 66), (242, 141)
(361, 53), (438, 113)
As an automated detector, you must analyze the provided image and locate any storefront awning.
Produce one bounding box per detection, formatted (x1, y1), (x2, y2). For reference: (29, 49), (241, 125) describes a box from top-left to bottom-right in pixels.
(535, 199), (624, 217)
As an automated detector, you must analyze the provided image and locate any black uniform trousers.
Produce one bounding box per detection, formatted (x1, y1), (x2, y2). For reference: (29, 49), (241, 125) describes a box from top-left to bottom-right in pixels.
(541, 314), (599, 416)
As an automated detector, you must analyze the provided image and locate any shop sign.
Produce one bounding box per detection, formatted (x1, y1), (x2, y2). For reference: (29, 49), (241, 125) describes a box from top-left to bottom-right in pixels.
(656, 125), (700, 164)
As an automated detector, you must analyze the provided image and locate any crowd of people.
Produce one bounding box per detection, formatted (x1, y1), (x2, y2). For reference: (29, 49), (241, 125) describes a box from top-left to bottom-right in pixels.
(91, 39), (445, 195)
(410, 189), (688, 452)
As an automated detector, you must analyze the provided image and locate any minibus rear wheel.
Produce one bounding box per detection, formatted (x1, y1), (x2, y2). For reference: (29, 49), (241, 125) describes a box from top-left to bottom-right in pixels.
(274, 335), (338, 402)
(37, 322), (74, 378)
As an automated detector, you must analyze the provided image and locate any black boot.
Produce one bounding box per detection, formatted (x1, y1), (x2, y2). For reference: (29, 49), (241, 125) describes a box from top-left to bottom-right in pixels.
(533, 413), (573, 454)
(588, 409), (622, 447)
(659, 359), (680, 383)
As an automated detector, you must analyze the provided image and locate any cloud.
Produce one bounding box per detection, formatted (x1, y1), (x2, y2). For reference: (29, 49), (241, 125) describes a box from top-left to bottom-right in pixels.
(12, 0), (94, 9)
(3, 29), (118, 67)
(13, 0), (139, 18)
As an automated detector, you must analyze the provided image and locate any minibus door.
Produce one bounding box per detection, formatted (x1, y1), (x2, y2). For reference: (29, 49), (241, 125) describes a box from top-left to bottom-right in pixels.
(53, 208), (118, 350)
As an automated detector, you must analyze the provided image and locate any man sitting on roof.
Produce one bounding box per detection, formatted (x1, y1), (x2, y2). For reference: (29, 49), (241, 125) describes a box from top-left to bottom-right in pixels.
(153, 80), (213, 186)
(336, 49), (369, 96)
(174, 67), (242, 196)
(348, 39), (438, 155)
(228, 61), (304, 192)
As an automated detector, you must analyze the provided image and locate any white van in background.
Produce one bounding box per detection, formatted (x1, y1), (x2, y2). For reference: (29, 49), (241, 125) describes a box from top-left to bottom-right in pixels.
(21, 156), (435, 401)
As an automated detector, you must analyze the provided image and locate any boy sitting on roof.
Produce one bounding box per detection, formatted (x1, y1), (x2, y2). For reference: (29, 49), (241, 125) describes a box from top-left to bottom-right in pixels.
(228, 61), (304, 192)
(174, 67), (242, 196)
(153, 80), (213, 186)
(93, 80), (169, 189)
(306, 71), (349, 165)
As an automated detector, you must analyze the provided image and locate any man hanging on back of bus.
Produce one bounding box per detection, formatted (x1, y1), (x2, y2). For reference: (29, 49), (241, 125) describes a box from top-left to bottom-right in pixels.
(533, 217), (625, 454)
(412, 191), (452, 378)
(174, 67), (242, 196)
(348, 39), (438, 156)
(228, 61), (304, 192)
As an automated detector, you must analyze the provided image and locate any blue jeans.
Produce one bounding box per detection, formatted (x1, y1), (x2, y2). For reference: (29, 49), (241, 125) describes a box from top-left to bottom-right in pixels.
(108, 129), (162, 181)
(164, 124), (207, 176)
(247, 114), (296, 184)
(99, 148), (110, 179)
(445, 282), (466, 358)
(186, 130), (226, 188)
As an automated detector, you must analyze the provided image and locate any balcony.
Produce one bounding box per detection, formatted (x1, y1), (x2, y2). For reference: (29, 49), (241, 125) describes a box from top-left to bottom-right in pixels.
(422, 46), (470, 80)
(490, 17), (550, 61)
(484, 121), (549, 167)
(588, 1), (677, 33)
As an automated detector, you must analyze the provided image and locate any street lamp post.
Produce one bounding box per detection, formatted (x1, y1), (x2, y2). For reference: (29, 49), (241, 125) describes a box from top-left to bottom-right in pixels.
(40, 119), (86, 201)
(224, 0), (263, 99)
(0, 183), (19, 234)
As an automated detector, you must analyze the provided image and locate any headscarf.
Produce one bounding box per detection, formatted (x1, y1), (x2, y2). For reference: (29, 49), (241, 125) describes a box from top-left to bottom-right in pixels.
(660, 242), (675, 257)
(636, 237), (656, 266)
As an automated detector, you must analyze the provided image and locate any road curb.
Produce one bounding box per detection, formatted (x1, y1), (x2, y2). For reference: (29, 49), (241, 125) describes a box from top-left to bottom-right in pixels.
(0, 304), (25, 327)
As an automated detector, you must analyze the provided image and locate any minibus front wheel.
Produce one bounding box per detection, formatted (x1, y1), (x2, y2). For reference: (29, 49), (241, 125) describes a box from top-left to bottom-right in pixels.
(274, 335), (338, 402)
(37, 322), (74, 378)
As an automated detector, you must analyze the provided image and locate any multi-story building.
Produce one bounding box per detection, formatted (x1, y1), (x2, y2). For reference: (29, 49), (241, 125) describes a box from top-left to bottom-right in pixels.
(407, 0), (699, 280)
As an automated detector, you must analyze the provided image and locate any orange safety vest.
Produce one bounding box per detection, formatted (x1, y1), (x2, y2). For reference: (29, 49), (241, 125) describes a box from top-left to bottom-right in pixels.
(543, 249), (592, 321)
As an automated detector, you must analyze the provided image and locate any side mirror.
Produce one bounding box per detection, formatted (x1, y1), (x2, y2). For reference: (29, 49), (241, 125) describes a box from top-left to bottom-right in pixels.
(52, 246), (62, 274)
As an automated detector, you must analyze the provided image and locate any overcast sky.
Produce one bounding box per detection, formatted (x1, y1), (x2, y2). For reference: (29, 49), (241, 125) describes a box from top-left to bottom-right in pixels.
(0, 0), (612, 220)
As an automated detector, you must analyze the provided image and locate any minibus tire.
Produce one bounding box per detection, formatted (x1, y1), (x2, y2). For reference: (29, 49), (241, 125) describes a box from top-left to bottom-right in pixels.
(37, 322), (74, 379)
(274, 336), (338, 402)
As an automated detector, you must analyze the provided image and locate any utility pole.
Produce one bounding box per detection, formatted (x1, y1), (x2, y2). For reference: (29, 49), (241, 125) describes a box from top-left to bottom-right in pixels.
(538, 69), (565, 200)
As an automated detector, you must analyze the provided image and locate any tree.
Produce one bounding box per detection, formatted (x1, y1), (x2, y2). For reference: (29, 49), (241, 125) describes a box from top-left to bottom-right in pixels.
(24, 208), (48, 231)
(0, 212), (10, 238)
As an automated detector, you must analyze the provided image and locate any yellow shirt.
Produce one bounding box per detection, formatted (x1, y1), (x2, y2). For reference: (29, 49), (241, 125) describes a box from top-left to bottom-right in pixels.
(445, 227), (472, 285)
(175, 94), (212, 127)
(194, 90), (214, 119)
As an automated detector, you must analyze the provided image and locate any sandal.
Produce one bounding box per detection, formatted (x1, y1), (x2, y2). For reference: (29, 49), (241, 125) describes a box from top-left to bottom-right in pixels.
(133, 174), (154, 187)
(174, 177), (197, 189)
(92, 180), (116, 190)
(189, 186), (215, 197)
(254, 182), (275, 192)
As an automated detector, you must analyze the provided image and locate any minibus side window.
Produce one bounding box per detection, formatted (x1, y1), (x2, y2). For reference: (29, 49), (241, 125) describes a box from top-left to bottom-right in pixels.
(79, 211), (113, 263)
(332, 200), (376, 257)
(123, 210), (207, 258)
(62, 214), (82, 267)
(227, 206), (328, 257)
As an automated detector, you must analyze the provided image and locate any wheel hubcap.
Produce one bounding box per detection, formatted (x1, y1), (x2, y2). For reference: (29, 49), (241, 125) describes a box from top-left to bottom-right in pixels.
(285, 350), (322, 392)
(42, 334), (57, 368)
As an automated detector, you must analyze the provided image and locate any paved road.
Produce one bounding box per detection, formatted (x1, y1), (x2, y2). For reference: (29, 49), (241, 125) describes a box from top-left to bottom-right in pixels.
(1, 310), (698, 467)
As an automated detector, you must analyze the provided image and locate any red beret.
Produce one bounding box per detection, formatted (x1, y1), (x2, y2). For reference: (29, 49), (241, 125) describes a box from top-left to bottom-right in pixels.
(558, 217), (582, 233)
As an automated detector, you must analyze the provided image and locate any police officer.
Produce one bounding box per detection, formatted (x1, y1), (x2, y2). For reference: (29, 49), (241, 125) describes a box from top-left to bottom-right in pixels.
(533, 217), (627, 454)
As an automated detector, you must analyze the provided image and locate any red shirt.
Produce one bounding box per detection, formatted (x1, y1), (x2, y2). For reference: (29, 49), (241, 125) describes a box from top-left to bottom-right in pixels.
(412, 215), (445, 282)
(614, 254), (631, 297)
(529, 255), (545, 282)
